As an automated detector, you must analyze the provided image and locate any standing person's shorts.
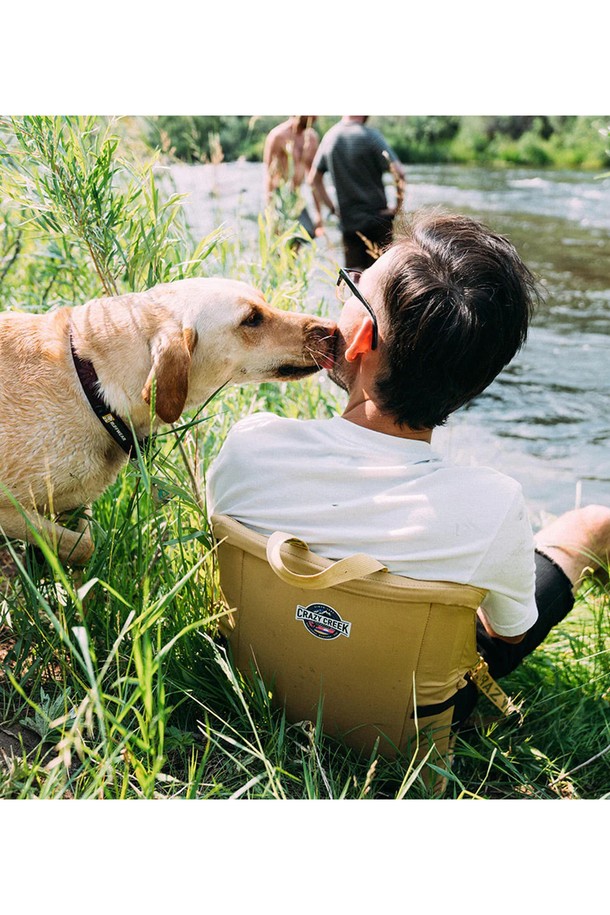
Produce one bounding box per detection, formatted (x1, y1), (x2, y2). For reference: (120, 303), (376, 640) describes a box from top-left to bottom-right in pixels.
(342, 212), (395, 270)
(452, 549), (575, 726)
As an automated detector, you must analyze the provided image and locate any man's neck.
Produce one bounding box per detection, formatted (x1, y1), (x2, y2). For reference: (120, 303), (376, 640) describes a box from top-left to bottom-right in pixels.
(342, 398), (432, 443)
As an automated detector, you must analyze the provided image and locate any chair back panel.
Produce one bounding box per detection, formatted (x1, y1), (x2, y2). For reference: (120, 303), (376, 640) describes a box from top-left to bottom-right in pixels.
(212, 514), (486, 760)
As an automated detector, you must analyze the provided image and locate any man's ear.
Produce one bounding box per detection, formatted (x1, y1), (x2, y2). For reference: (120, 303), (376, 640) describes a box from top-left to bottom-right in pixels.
(344, 317), (375, 363)
(142, 326), (198, 423)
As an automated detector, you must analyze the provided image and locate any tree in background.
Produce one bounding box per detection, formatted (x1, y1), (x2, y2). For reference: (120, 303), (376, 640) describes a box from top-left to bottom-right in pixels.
(145, 115), (610, 170)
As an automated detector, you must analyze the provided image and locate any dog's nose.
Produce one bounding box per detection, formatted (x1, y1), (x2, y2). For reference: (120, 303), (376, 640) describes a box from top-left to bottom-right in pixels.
(305, 320), (338, 368)
(305, 319), (337, 344)
(305, 315), (337, 332)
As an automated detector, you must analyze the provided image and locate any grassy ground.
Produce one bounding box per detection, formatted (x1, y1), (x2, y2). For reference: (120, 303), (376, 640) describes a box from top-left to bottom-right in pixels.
(1, 116), (609, 800)
(1, 485), (609, 800)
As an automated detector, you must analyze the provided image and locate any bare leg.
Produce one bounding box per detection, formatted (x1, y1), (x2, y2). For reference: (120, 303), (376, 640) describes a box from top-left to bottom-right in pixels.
(534, 504), (610, 590)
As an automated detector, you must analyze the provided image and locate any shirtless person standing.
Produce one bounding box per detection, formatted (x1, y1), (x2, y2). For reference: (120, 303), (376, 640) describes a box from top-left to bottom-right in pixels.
(263, 116), (333, 238)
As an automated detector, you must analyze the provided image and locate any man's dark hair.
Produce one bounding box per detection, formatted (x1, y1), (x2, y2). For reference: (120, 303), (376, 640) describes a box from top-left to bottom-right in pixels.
(375, 212), (539, 429)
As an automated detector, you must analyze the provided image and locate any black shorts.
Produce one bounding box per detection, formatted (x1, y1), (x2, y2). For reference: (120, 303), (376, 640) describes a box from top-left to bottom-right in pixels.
(342, 213), (395, 270)
(453, 549), (575, 725)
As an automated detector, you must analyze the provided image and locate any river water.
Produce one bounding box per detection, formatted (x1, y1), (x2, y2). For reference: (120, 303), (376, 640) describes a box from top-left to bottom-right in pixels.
(169, 161), (610, 527)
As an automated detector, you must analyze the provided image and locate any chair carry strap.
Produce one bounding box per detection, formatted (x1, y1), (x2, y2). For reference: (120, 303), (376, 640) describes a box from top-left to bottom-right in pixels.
(266, 531), (387, 590)
(468, 656), (522, 719)
(414, 660), (522, 722)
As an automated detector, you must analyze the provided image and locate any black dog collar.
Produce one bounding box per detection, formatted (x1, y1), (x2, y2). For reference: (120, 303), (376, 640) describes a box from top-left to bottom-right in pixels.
(70, 334), (151, 459)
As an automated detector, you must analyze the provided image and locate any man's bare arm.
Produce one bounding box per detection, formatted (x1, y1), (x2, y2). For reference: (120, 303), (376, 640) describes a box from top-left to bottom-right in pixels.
(263, 131), (282, 201)
(477, 607), (526, 644)
(308, 167), (335, 230)
(382, 151), (406, 215)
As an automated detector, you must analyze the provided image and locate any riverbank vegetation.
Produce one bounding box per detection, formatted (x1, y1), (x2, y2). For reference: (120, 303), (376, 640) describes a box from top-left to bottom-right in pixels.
(146, 114), (610, 170)
(1, 116), (609, 800)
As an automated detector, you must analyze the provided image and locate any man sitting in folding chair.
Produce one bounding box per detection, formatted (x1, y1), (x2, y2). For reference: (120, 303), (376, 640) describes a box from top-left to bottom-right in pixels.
(207, 211), (610, 768)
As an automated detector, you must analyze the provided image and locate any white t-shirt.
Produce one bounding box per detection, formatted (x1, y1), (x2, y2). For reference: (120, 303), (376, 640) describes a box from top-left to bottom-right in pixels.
(207, 412), (538, 638)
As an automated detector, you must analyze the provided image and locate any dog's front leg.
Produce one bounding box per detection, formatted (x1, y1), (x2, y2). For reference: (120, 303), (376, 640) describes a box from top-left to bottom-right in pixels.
(56, 504), (96, 570)
(0, 506), (94, 566)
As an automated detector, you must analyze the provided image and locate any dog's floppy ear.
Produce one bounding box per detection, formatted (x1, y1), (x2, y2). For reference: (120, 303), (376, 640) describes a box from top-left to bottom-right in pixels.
(142, 326), (198, 423)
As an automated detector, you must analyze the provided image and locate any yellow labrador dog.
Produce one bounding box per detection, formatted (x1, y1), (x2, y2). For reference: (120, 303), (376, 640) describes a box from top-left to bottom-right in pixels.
(0, 277), (336, 564)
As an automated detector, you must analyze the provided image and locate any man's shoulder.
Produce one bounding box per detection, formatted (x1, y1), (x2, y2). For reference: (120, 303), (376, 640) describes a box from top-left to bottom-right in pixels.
(450, 461), (523, 489)
(219, 413), (331, 467)
(228, 412), (337, 446)
(364, 125), (387, 140)
(361, 125), (394, 151)
(322, 122), (387, 153)
(270, 119), (291, 134)
(226, 411), (312, 440)
(319, 121), (350, 147)
(444, 463), (525, 511)
(227, 411), (285, 434)
(428, 455), (521, 496)
(266, 122), (291, 145)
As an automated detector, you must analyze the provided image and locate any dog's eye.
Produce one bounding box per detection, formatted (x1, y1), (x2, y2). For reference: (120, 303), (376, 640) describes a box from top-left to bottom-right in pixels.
(240, 308), (264, 328)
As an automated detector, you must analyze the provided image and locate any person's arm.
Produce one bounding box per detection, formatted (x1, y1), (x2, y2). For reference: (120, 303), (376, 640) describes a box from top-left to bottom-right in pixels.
(382, 150), (406, 215)
(392, 160), (406, 214)
(308, 166), (335, 232)
(477, 607), (527, 643)
(474, 484), (539, 642)
(263, 131), (279, 202)
(296, 128), (320, 192)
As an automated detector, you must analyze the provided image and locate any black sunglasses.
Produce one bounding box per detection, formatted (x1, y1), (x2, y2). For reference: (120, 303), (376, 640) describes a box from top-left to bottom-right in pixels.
(336, 268), (379, 350)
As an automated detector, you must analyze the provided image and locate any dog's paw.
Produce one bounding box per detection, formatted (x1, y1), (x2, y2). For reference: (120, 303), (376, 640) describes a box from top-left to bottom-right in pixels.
(67, 536), (94, 567)
(59, 526), (94, 567)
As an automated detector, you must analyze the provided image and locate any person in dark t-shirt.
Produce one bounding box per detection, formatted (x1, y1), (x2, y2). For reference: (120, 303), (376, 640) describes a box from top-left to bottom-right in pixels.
(308, 116), (406, 269)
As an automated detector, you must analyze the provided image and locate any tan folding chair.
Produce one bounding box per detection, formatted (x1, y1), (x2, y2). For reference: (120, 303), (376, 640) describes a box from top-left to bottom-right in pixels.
(211, 514), (516, 776)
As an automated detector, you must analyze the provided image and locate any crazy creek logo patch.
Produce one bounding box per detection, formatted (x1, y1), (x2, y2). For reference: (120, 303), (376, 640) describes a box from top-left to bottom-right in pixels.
(296, 603), (352, 641)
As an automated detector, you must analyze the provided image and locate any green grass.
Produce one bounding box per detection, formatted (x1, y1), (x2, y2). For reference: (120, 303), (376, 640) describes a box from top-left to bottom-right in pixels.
(2, 519), (609, 800)
(1, 116), (609, 800)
